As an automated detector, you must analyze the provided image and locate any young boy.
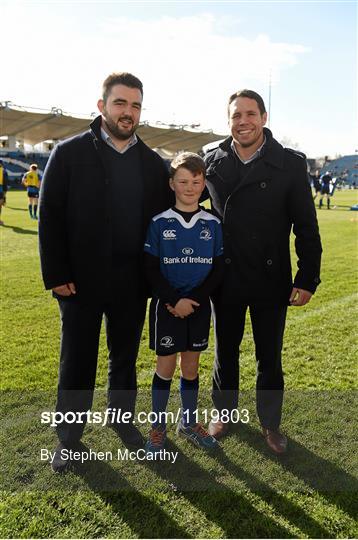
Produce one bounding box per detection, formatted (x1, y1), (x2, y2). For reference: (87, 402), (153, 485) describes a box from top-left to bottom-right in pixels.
(144, 152), (224, 455)
(22, 164), (41, 219)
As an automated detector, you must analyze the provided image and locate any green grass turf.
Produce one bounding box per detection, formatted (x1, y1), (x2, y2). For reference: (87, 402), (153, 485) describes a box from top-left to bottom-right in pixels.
(0, 189), (357, 539)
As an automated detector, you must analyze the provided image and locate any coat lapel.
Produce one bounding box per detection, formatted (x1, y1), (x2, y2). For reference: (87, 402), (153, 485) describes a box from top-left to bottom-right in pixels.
(229, 131), (285, 194)
(236, 159), (272, 191)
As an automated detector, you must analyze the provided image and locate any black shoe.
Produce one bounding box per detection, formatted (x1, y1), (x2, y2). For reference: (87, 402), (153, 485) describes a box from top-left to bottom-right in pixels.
(51, 441), (82, 473)
(107, 422), (145, 449)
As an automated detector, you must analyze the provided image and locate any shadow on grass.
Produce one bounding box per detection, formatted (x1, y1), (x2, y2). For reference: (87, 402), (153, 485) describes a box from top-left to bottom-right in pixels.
(74, 445), (191, 539)
(2, 225), (38, 236)
(5, 206), (28, 211)
(241, 423), (358, 520)
(213, 441), (331, 538)
(1, 223), (38, 235)
(71, 439), (293, 538)
(143, 439), (294, 539)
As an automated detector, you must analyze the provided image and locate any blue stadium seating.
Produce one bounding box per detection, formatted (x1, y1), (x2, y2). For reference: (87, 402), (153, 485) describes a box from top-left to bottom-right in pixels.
(0, 151), (50, 188)
(1, 151), (357, 188)
(320, 155), (358, 185)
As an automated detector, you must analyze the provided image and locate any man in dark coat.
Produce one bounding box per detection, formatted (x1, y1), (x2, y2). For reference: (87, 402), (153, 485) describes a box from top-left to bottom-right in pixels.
(204, 89), (322, 454)
(39, 72), (173, 472)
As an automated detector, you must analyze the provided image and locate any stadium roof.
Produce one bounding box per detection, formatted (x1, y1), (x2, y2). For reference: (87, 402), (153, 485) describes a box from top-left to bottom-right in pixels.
(0, 102), (225, 154)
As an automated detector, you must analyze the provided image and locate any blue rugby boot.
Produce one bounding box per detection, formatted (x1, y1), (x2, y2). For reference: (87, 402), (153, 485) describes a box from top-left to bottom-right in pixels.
(145, 426), (167, 457)
(176, 420), (219, 451)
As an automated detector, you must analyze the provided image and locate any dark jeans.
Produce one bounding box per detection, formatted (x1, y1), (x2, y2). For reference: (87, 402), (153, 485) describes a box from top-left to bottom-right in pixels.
(54, 294), (147, 443)
(211, 301), (287, 430)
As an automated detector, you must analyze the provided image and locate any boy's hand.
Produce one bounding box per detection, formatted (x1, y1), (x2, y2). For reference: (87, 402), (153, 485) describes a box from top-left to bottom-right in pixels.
(173, 298), (200, 318)
(165, 304), (183, 318)
(165, 303), (178, 316)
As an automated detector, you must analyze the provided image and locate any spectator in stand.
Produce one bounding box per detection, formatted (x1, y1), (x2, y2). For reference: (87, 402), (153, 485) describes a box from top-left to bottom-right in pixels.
(319, 171), (332, 209)
(22, 164), (41, 219)
(0, 159), (8, 225)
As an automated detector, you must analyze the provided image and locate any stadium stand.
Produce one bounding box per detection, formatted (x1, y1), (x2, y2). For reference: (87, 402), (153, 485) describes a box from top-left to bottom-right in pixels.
(0, 102), (227, 188)
(0, 102), (224, 154)
(1, 103), (356, 188)
(0, 152), (47, 188)
(320, 155), (358, 186)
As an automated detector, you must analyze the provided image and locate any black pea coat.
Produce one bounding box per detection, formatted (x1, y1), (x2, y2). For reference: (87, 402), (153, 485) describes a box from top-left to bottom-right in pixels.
(39, 116), (174, 303)
(204, 128), (322, 305)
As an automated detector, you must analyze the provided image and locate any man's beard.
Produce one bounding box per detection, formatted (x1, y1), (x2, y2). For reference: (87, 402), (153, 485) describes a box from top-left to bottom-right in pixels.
(104, 115), (138, 141)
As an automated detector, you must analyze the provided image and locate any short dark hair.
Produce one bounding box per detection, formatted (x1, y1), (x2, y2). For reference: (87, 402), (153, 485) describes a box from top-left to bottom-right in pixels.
(170, 152), (206, 178)
(102, 72), (143, 102)
(228, 89), (266, 115)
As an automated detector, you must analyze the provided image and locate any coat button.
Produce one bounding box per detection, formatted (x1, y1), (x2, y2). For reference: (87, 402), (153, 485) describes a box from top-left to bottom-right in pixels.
(266, 259), (273, 266)
(260, 182), (267, 189)
(226, 204), (231, 211)
(225, 258), (231, 264)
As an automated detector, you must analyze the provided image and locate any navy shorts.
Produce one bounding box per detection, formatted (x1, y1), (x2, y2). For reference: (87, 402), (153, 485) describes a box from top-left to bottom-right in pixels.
(149, 297), (211, 356)
(321, 185), (330, 195)
(27, 187), (39, 198)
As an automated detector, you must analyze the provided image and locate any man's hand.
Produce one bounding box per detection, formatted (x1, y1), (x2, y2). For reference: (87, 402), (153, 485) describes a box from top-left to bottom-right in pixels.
(52, 282), (76, 297)
(289, 287), (312, 306)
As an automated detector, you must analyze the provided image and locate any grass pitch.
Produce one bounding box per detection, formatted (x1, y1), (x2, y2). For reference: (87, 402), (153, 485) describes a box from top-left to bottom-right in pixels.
(0, 189), (357, 539)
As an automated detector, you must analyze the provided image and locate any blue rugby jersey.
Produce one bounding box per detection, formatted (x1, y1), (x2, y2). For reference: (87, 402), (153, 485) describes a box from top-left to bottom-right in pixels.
(144, 208), (223, 295)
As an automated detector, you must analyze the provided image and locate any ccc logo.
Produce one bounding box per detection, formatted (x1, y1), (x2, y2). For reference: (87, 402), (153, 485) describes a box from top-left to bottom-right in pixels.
(163, 230), (176, 239)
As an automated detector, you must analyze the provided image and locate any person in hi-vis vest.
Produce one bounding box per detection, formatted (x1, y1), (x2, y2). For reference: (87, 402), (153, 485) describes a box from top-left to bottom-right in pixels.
(22, 163), (41, 219)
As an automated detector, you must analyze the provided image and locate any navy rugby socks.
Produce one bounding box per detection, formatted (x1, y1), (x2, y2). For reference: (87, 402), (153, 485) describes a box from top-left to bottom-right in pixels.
(151, 372), (172, 429)
(180, 375), (199, 427)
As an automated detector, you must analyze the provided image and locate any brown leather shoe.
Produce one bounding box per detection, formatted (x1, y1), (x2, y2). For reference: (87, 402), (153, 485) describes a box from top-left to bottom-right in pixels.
(262, 428), (287, 454)
(208, 420), (230, 440)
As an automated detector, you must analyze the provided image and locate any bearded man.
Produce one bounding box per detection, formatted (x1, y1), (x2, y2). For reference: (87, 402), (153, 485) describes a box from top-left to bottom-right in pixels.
(39, 73), (173, 472)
